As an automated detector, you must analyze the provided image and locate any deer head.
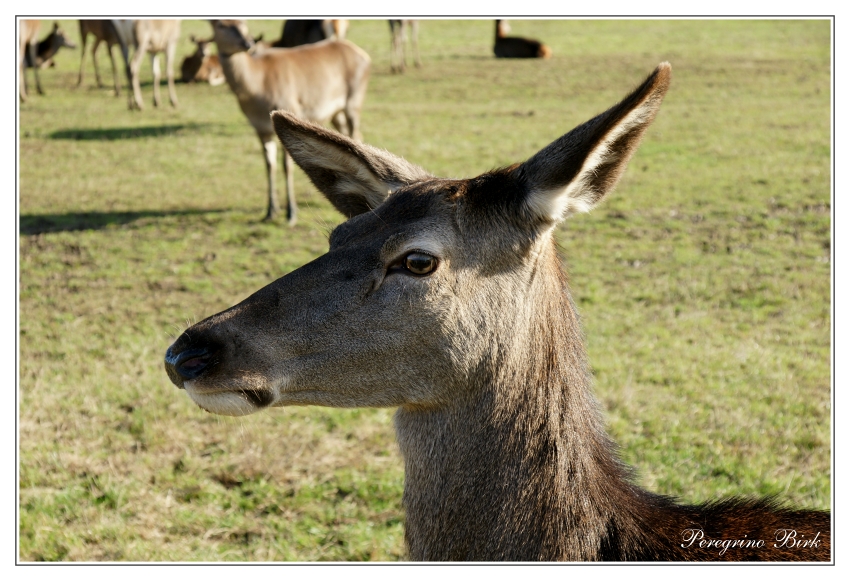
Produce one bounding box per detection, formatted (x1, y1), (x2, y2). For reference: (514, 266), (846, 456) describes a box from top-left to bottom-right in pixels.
(164, 63), (671, 418)
(209, 20), (254, 57)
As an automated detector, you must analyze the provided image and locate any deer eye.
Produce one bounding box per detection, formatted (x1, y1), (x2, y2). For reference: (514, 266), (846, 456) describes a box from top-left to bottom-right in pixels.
(402, 252), (438, 276)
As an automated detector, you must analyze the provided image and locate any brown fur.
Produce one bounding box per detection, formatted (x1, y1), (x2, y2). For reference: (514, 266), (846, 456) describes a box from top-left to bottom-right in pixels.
(210, 19), (370, 224)
(389, 20), (421, 73)
(24, 22), (76, 69)
(180, 35), (224, 86)
(494, 20), (552, 59)
(19, 20), (42, 101)
(128, 20), (181, 110)
(164, 63), (830, 561)
(77, 20), (132, 96)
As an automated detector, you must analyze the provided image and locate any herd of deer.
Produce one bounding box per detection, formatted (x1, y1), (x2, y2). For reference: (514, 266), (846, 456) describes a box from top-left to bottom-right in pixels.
(19, 18), (829, 561)
(20, 18), (554, 224)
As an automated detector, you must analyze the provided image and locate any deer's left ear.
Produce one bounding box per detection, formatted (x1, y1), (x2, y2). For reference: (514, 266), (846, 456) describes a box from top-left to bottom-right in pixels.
(272, 111), (432, 218)
(515, 62), (671, 225)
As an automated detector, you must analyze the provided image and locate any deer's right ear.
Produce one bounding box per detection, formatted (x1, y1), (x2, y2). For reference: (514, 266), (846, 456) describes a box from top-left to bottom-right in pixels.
(515, 63), (671, 226)
(271, 111), (432, 218)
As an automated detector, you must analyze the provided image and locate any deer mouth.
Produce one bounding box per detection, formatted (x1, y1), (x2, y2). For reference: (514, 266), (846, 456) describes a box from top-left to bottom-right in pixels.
(183, 382), (275, 417)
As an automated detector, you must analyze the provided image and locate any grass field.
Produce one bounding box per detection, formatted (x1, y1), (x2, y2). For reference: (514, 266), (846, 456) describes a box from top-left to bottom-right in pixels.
(18, 19), (831, 561)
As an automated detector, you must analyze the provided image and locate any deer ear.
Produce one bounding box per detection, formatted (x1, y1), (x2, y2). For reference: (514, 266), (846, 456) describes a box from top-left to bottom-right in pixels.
(516, 62), (671, 224)
(271, 111), (432, 218)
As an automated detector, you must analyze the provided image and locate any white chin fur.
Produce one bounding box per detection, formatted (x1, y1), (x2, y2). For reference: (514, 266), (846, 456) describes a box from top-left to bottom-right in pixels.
(184, 383), (260, 417)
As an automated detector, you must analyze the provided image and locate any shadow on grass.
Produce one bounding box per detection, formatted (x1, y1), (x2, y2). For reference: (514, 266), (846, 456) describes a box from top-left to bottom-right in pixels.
(49, 123), (214, 141)
(21, 209), (228, 235)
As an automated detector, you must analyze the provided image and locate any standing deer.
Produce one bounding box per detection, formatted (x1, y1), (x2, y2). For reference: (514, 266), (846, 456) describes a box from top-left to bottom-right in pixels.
(209, 19), (370, 224)
(19, 20), (42, 101)
(494, 19), (552, 59)
(272, 19), (349, 48)
(77, 20), (133, 96)
(24, 22), (76, 70)
(164, 63), (830, 561)
(389, 19), (421, 73)
(128, 19), (181, 110)
(180, 35), (225, 86)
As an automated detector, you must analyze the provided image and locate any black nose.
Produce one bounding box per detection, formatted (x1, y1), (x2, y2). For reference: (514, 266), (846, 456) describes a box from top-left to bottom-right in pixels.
(164, 344), (216, 387)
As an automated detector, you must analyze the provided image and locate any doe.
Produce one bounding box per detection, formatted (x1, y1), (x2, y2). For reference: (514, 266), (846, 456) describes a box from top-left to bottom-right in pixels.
(77, 20), (132, 96)
(128, 19), (181, 110)
(209, 19), (370, 224)
(494, 19), (552, 59)
(164, 63), (830, 561)
(24, 22), (76, 70)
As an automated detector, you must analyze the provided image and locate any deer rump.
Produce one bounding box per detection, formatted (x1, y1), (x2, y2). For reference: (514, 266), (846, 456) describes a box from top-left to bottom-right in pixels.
(164, 63), (830, 562)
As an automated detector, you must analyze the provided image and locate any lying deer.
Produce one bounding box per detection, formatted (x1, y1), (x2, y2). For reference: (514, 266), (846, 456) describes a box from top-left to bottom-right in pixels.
(209, 19), (370, 224)
(24, 22), (76, 70)
(494, 19), (552, 59)
(180, 35), (225, 86)
(128, 19), (181, 110)
(389, 19), (420, 73)
(272, 19), (348, 48)
(77, 20), (133, 96)
(164, 63), (830, 561)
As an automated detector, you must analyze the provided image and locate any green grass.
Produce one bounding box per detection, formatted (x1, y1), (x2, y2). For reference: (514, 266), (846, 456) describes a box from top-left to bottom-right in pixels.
(18, 19), (831, 561)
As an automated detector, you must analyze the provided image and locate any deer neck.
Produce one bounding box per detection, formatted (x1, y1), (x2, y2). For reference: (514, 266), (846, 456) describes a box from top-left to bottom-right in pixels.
(393, 240), (644, 560)
(218, 50), (263, 97)
(37, 34), (61, 63)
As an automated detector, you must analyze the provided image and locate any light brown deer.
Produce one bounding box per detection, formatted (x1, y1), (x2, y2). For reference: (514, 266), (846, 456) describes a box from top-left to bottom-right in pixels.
(180, 35), (225, 86)
(164, 63), (830, 561)
(389, 19), (420, 73)
(24, 22), (76, 70)
(128, 19), (181, 110)
(209, 19), (371, 224)
(494, 19), (552, 59)
(77, 20), (133, 96)
(19, 20), (42, 101)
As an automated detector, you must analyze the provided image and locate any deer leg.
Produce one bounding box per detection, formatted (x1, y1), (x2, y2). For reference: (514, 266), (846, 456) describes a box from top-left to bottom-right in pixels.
(19, 52), (27, 101)
(28, 43), (43, 95)
(118, 39), (132, 100)
(107, 44), (120, 96)
(92, 39), (104, 88)
(261, 137), (281, 221)
(331, 111), (349, 136)
(400, 27), (408, 72)
(282, 147), (297, 226)
(129, 41), (146, 110)
(76, 33), (88, 87)
(389, 21), (403, 73)
(341, 109), (362, 142)
(165, 42), (178, 108)
(151, 53), (161, 108)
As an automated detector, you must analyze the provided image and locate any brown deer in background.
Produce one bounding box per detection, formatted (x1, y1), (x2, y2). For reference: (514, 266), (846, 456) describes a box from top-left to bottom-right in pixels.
(180, 35), (225, 86)
(128, 19), (181, 110)
(19, 20), (42, 101)
(24, 22), (76, 70)
(209, 19), (370, 224)
(165, 63), (830, 561)
(272, 19), (348, 48)
(494, 19), (552, 59)
(77, 20), (132, 96)
(389, 19), (421, 73)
